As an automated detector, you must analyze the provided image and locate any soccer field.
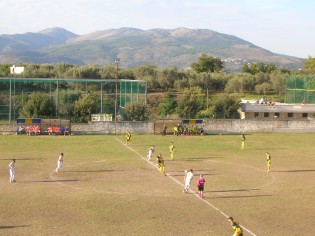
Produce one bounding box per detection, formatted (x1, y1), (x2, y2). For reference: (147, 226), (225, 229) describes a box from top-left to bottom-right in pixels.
(0, 133), (314, 235)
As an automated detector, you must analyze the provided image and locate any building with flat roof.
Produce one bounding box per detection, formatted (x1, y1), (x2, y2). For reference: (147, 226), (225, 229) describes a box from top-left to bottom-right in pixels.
(239, 102), (315, 120)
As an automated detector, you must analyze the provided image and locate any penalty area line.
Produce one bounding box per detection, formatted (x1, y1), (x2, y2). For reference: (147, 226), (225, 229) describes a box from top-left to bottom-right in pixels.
(49, 171), (81, 190)
(48, 160), (106, 190)
(114, 137), (257, 236)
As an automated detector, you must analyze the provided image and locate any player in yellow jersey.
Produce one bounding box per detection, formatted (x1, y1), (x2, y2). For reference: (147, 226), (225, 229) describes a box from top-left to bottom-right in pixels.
(126, 131), (131, 146)
(240, 134), (246, 150)
(156, 154), (166, 176)
(266, 152), (271, 172)
(228, 217), (243, 236)
(169, 141), (175, 160)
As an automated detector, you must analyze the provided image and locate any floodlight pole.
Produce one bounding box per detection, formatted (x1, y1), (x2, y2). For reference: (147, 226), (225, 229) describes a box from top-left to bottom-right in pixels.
(114, 58), (120, 134)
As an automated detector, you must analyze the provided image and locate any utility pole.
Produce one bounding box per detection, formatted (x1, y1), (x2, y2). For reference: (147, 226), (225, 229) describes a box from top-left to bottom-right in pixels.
(114, 58), (120, 134)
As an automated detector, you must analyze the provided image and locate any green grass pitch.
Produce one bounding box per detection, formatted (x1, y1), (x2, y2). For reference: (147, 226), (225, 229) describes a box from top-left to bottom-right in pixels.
(0, 133), (314, 235)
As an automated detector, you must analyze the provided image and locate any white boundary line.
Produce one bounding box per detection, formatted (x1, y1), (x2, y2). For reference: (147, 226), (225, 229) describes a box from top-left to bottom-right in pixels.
(49, 160), (106, 190)
(49, 170), (82, 190)
(114, 137), (257, 236)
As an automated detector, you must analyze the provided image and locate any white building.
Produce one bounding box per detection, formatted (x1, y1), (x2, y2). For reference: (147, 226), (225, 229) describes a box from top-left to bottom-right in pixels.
(239, 103), (315, 120)
(10, 65), (24, 74)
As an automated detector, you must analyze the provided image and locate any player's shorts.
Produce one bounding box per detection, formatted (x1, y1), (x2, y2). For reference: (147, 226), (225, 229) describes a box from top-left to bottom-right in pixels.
(198, 185), (204, 191)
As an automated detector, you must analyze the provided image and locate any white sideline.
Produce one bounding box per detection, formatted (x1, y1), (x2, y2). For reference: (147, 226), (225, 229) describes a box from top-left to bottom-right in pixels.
(115, 137), (257, 236)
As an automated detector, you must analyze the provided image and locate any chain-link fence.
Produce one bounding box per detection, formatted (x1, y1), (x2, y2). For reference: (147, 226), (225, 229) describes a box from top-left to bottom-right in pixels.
(0, 78), (147, 124)
(119, 80), (147, 108)
(285, 76), (315, 104)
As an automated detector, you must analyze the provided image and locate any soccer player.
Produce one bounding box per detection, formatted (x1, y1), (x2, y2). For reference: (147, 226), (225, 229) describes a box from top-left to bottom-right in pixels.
(126, 131), (132, 146)
(183, 169), (193, 193)
(240, 134), (246, 150)
(197, 174), (205, 199)
(156, 154), (166, 176)
(227, 217), (243, 236)
(147, 145), (155, 161)
(266, 152), (271, 172)
(55, 153), (64, 173)
(169, 141), (175, 160)
(9, 159), (16, 183)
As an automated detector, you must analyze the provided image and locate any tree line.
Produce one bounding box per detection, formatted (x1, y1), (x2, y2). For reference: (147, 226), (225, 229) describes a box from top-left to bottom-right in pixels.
(1, 54), (314, 122)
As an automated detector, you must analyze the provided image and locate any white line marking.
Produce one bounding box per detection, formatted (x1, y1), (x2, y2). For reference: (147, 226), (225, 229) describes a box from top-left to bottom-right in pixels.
(114, 137), (257, 236)
(49, 160), (106, 190)
(49, 171), (81, 190)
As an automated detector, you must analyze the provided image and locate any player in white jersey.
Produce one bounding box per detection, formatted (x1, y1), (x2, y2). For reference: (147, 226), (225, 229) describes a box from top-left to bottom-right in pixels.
(9, 159), (16, 183)
(55, 153), (64, 173)
(183, 169), (194, 193)
(147, 145), (155, 161)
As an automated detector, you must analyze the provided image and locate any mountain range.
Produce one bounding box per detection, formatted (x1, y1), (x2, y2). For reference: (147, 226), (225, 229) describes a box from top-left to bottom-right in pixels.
(0, 27), (304, 72)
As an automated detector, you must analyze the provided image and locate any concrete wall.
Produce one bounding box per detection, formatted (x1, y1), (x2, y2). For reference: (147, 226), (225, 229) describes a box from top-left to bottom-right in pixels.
(0, 124), (17, 134)
(71, 121), (154, 135)
(2, 119), (315, 134)
(202, 119), (315, 134)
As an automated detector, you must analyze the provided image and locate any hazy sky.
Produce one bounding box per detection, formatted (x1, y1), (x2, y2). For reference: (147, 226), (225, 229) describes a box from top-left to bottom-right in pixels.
(0, 0), (314, 58)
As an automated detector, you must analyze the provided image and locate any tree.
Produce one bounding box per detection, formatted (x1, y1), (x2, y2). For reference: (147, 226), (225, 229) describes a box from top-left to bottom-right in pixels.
(191, 54), (223, 73)
(209, 73), (229, 91)
(72, 92), (99, 123)
(212, 95), (240, 119)
(303, 57), (315, 74)
(255, 82), (272, 95)
(133, 65), (159, 89)
(20, 92), (55, 118)
(0, 64), (10, 77)
(159, 93), (177, 117)
(123, 102), (148, 121)
(224, 77), (243, 93)
(177, 87), (205, 119)
(242, 62), (277, 75)
(270, 71), (286, 96)
(195, 72), (212, 90)
(254, 72), (271, 85)
(53, 62), (74, 78)
(225, 74), (256, 93)
(100, 65), (116, 80)
(57, 90), (81, 118)
(157, 67), (180, 90)
(174, 78), (190, 90)
(76, 65), (101, 79)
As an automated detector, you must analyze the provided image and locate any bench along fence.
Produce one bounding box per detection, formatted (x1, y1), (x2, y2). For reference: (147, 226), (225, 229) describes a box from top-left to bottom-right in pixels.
(16, 118), (71, 135)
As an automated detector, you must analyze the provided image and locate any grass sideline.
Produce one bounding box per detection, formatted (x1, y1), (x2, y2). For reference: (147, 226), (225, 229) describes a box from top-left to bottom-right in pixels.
(0, 133), (314, 235)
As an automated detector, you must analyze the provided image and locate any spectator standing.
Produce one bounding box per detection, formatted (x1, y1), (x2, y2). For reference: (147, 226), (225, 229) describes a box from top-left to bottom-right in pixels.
(162, 124), (167, 136)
